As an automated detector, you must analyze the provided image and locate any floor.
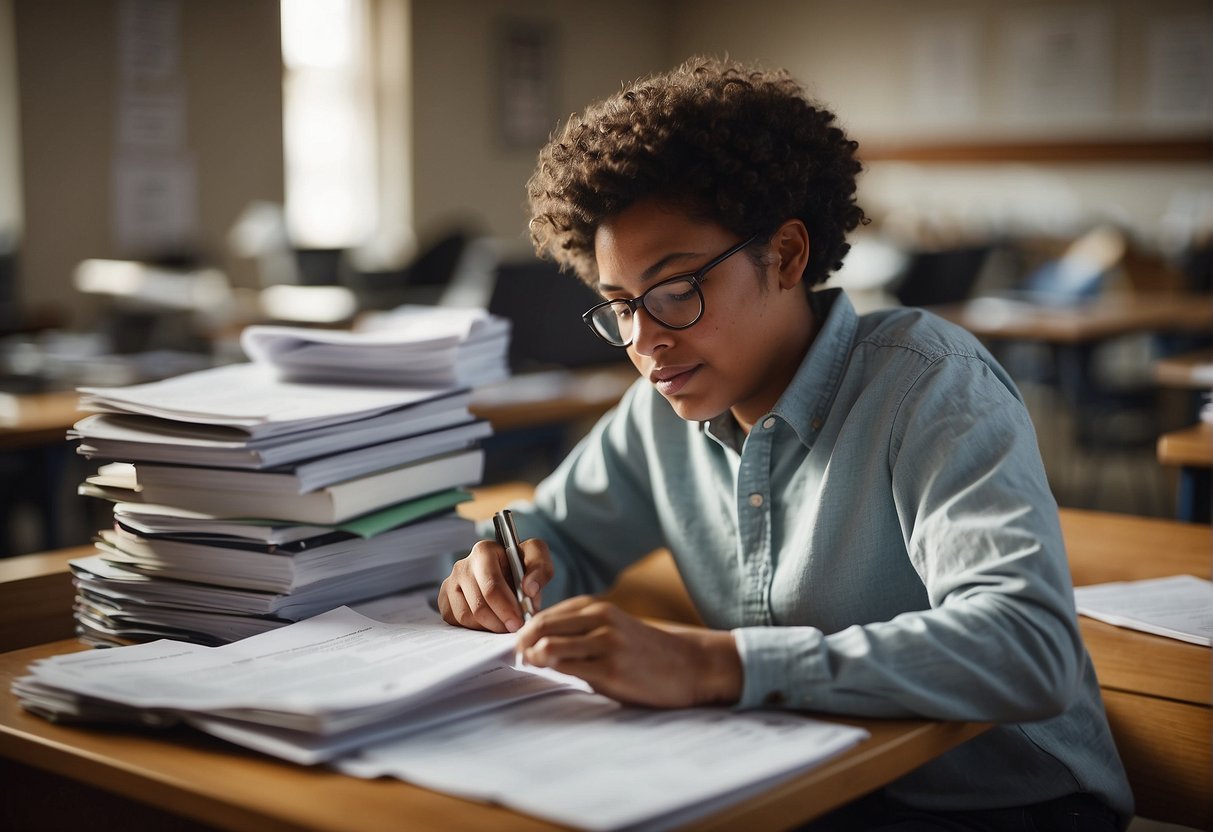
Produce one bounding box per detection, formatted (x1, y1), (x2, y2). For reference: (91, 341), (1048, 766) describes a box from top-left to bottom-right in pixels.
(1128, 820), (1201, 832)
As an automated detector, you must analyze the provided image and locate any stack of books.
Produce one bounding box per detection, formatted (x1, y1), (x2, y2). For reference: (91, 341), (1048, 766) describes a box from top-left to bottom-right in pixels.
(68, 308), (510, 646)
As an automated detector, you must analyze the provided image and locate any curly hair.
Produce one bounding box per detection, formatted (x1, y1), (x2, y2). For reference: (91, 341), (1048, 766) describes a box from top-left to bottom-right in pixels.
(527, 56), (866, 287)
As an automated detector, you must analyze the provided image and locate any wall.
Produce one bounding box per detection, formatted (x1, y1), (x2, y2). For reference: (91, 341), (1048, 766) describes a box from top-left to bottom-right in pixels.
(666, 0), (1213, 247)
(13, 0), (284, 326)
(0, 0), (20, 243)
(409, 0), (674, 258)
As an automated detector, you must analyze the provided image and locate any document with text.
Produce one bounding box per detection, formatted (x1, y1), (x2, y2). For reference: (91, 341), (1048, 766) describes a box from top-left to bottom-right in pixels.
(1074, 574), (1213, 646)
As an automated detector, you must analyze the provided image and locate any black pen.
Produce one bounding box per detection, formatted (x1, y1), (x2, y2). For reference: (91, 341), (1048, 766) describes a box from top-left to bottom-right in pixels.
(492, 509), (535, 621)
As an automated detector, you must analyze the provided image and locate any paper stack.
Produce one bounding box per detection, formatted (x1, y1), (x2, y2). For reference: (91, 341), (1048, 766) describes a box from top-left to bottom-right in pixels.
(68, 309), (511, 646)
(13, 591), (870, 831)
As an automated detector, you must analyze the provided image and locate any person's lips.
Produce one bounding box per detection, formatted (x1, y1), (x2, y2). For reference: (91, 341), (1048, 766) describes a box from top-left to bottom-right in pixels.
(650, 364), (701, 396)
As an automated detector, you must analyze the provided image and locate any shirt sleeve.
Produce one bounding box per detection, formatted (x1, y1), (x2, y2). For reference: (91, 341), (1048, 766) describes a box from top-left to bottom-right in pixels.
(734, 354), (1086, 723)
(501, 380), (668, 606)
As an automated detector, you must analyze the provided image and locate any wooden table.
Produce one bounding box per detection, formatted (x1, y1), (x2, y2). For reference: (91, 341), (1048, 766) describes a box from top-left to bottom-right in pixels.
(0, 638), (984, 831)
(1153, 347), (1213, 389)
(1157, 422), (1212, 522)
(0, 365), (638, 450)
(929, 293), (1213, 345)
(3, 502), (1208, 829)
(0, 488), (989, 831)
(0, 390), (84, 450)
(1059, 509), (1211, 830)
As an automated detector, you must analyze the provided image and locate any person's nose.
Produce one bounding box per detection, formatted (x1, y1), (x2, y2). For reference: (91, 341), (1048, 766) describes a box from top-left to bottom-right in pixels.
(629, 305), (673, 356)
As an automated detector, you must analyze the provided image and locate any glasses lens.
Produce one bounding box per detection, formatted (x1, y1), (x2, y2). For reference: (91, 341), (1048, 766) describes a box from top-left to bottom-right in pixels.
(645, 278), (701, 328)
(590, 302), (632, 346)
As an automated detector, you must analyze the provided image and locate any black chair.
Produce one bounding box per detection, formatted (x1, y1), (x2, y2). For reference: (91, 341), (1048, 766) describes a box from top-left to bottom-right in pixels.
(892, 245), (991, 307)
(489, 258), (623, 372)
(353, 229), (475, 309)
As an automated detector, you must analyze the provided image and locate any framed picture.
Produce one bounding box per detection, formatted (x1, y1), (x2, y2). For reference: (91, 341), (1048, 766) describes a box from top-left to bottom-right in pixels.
(496, 20), (557, 149)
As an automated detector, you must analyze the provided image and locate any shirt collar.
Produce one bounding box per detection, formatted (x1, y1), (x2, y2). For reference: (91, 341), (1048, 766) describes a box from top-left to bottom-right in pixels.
(703, 288), (857, 451)
(771, 288), (855, 447)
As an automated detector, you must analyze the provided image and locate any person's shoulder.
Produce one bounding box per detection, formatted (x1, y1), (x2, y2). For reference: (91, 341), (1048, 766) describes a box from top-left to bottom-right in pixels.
(854, 306), (984, 365)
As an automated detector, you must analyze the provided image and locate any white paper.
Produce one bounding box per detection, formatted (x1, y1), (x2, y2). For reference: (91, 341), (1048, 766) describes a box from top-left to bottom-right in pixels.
(239, 308), (511, 388)
(78, 363), (451, 434)
(1075, 574), (1213, 646)
(339, 690), (868, 831)
(26, 601), (514, 729)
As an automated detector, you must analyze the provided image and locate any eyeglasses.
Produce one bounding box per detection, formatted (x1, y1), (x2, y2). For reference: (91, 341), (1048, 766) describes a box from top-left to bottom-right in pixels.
(582, 235), (758, 348)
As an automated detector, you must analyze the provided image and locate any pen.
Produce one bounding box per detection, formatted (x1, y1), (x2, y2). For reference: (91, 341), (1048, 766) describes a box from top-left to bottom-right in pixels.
(493, 509), (535, 621)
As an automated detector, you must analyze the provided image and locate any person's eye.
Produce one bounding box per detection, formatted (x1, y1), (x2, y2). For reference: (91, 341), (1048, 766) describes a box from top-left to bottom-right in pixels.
(612, 304), (633, 321)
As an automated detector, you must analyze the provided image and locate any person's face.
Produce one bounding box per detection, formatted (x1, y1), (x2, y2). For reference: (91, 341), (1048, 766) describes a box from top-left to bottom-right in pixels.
(593, 199), (815, 432)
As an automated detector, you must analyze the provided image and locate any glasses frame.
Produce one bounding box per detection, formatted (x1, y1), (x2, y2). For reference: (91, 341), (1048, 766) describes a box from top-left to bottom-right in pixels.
(581, 234), (759, 348)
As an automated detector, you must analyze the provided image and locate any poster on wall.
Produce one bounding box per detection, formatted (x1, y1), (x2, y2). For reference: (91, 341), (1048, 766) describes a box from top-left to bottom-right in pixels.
(496, 20), (557, 149)
(910, 16), (981, 125)
(1000, 5), (1114, 122)
(1145, 13), (1213, 124)
(112, 0), (198, 256)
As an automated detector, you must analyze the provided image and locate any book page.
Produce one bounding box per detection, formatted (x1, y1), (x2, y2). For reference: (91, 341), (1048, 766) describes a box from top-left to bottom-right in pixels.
(1074, 574), (1213, 646)
(338, 690), (868, 831)
(26, 599), (514, 729)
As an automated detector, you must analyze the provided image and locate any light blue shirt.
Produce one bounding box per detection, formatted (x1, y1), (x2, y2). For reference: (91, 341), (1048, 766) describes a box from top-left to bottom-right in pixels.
(507, 289), (1132, 820)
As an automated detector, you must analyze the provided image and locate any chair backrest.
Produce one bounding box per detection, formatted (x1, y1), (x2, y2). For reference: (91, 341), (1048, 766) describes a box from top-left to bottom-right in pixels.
(488, 258), (624, 371)
(892, 245), (991, 307)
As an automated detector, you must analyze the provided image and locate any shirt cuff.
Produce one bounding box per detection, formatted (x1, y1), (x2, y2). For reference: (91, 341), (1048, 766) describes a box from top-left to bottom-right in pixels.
(732, 625), (830, 710)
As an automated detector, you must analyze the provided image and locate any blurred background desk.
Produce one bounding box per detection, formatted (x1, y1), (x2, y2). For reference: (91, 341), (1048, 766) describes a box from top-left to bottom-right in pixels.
(0, 367), (638, 557)
(1156, 422), (1212, 522)
(930, 292), (1213, 515)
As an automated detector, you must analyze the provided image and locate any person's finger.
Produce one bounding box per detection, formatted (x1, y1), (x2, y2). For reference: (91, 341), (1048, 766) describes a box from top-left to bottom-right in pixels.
(518, 538), (555, 601)
(466, 545), (527, 632)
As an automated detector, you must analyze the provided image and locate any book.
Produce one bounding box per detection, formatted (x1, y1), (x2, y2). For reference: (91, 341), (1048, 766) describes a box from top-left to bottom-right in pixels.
(132, 420), (491, 493)
(132, 448), (484, 524)
(72, 390), (474, 469)
(90, 512), (475, 593)
(79, 362), (461, 437)
(111, 487), (472, 544)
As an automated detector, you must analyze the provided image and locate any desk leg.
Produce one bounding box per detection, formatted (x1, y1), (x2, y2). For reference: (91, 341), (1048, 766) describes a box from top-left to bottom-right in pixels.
(1175, 466), (1211, 523)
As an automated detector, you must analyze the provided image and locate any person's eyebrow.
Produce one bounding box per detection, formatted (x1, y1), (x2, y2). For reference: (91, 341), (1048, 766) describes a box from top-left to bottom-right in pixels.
(597, 250), (704, 292)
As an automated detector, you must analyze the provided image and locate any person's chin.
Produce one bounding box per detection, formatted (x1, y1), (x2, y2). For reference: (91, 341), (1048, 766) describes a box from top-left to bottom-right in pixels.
(661, 393), (724, 424)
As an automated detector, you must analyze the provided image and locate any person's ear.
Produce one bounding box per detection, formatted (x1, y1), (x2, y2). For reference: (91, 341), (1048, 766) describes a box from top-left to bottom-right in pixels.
(771, 219), (810, 290)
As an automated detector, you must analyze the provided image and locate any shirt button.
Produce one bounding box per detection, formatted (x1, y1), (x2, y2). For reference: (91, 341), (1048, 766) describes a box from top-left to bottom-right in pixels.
(748, 493), (764, 508)
(762, 416), (776, 430)
(763, 691), (786, 706)
(811, 417), (823, 430)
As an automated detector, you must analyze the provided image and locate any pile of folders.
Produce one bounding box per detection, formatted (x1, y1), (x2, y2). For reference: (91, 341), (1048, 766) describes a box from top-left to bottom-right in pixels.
(66, 307), (511, 646)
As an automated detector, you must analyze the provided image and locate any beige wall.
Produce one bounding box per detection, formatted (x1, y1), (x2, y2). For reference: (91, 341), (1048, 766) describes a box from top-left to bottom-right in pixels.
(0, 0), (20, 242)
(409, 0), (674, 258)
(14, 0), (283, 325)
(6, 0), (1210, 326)
(666, 0), (1213, 243)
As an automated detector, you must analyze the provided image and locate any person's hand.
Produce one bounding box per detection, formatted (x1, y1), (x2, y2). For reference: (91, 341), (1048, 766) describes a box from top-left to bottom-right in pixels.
(516, 596), (742, 708)
(437, 536), (553, 633)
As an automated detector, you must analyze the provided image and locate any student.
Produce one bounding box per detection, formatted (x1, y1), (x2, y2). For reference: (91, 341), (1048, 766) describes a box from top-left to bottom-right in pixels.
(438, 57), (1131, 831)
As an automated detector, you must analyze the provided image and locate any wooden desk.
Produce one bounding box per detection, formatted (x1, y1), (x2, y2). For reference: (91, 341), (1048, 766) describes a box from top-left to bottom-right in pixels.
(1157, 422), (1212, 522)
(1154, 347), (1213, 389)
(0, 638), (984, 831)
(929, 293), (1213, 345)
(1158, 422), (1213, 469)
(0, 365), (638, 452)
(0, 389), (83, 450)
(1059, 508), (1211, 830)
(0, 481), (987, 831)
(4, 504), (1207, 829)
